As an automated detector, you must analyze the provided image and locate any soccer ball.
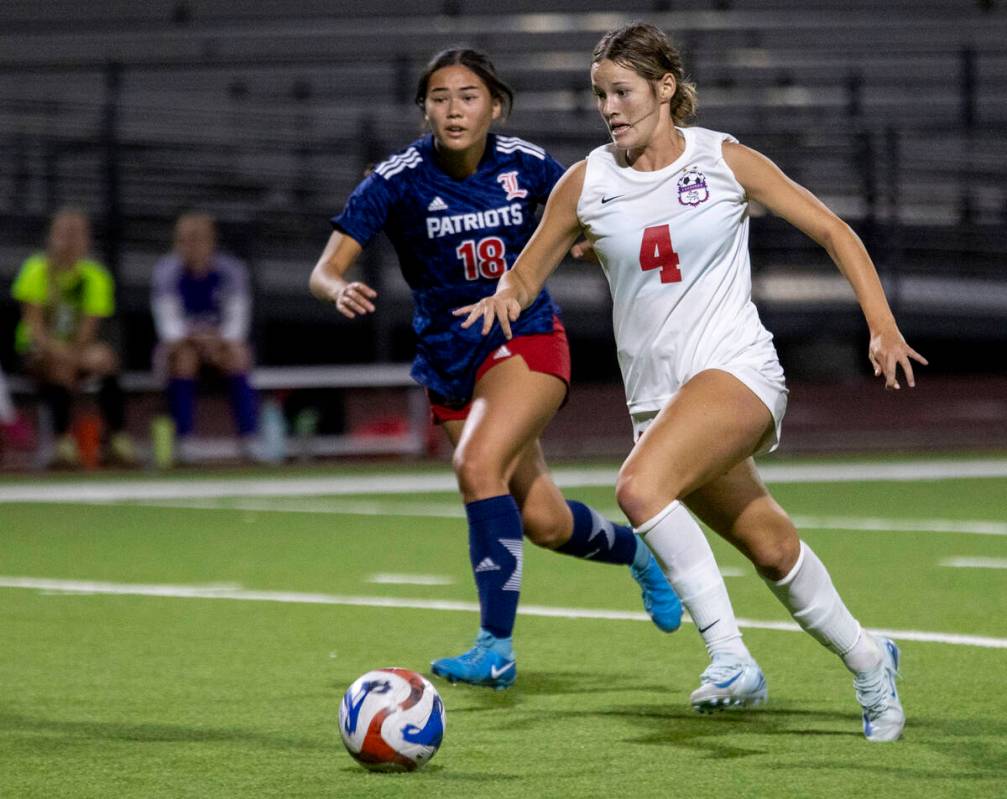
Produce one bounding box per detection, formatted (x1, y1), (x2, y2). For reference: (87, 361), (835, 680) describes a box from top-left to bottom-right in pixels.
(339, 668), (446, 772)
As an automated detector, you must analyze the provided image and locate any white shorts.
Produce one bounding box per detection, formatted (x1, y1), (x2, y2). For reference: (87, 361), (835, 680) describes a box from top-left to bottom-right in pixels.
(630, 360), (789, 455)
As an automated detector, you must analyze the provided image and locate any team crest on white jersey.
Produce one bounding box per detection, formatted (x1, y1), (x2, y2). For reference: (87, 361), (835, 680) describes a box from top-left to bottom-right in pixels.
(497, 171), (528, 200)
(677, 167), (709, 207)
(427, 196), (448, 211)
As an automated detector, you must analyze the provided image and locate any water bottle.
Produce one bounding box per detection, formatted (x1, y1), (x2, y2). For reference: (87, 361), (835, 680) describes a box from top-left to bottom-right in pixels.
(293, 407), (320, 462)
(73, 412), (102, 470)
(260, 398), (287, 464)
(150, 415), (175, 469)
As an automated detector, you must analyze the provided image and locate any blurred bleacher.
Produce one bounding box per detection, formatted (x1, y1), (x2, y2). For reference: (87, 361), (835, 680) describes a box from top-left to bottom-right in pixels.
(0, 0), (1005, 382)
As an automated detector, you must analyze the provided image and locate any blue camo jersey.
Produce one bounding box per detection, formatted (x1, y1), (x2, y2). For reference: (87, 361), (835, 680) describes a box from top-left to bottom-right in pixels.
(332, 132), (566, 405)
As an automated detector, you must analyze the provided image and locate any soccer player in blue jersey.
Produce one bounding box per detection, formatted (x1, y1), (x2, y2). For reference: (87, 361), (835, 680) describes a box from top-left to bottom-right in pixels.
(310, 48), (682, 689)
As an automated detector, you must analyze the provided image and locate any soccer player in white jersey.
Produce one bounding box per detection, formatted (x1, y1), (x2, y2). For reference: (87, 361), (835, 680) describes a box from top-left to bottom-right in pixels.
(457, 22), (926, 741)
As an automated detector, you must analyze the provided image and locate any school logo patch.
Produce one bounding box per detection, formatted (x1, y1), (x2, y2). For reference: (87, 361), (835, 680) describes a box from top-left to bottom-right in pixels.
(677, 167), (709, 207)
(497, 170), (528, 200)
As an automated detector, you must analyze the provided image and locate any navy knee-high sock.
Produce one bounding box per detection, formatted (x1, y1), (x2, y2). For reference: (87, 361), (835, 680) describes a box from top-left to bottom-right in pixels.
(466, 495), (523, 640)
(167, 378), (196, 437)
(228, 374), (257, 436)
(555, 500), (639, 565)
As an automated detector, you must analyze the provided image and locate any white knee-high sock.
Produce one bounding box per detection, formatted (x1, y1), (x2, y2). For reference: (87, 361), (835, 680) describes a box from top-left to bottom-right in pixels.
(637, 500), (749, 660)
(766, 541), (881, 673)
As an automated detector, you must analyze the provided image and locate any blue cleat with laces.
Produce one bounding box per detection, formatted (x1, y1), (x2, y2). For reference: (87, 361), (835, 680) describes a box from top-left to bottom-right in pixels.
(430, 630), (517, 690)
(630, 550), (683, 632)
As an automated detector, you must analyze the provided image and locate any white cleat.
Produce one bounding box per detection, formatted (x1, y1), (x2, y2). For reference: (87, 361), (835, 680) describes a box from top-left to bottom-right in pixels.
(690, 655), (768, 713)
(855, 636), (905, 742)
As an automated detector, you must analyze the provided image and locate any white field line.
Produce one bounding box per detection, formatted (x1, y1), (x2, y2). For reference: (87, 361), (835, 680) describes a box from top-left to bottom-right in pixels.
(84, 495), (1007, 540)
(790, 516), (1007, 537)
(126, 497), (468, 518)
(1, 458), (1007, 504)
(940, 557), (1007, 569)
(367, 573), (455, 586)
(1, 576), (1004, 650)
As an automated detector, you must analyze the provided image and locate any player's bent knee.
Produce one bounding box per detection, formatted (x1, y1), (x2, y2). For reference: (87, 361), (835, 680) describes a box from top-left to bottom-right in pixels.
(36, 355), (75, 386)
(521, 507), (569, 549)
(168, 345), (199, 378)
(452, 450), (507, 501)
(86, 344), (118, 375)
(224, 342), (252, 374)
(40, 352), (75, 381)
(615, 468), (671, 528)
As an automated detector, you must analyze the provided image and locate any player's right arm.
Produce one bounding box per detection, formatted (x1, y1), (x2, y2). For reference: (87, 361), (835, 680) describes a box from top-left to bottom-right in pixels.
(309, 229), (377, 319)
(455, 160), (586, 339)
(12, 257), (55, 352)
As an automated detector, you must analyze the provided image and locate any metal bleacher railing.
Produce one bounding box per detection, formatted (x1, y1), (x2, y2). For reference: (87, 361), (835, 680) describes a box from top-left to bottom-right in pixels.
(1, 2), (1006, 384)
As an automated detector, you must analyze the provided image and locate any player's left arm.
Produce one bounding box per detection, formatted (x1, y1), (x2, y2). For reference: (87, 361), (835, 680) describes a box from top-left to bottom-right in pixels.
(74, 267), (114, 350)
(456, 160), (586, 338)
(723, 142), (927, 390)
(220, 260), (252, 343)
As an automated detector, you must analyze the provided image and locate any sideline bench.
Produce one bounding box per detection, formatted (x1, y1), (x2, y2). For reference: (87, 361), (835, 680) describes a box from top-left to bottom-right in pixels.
(5, 363), (429, 463)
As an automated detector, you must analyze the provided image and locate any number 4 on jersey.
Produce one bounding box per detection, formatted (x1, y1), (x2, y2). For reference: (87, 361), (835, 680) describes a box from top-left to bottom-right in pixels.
(639, 224), (682, 284)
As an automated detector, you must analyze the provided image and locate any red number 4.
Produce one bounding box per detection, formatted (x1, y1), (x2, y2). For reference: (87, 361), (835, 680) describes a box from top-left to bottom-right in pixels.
(639, 224), (682, 283)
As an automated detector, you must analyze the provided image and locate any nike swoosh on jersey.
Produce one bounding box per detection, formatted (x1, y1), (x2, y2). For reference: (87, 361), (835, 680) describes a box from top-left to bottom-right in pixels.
(490, 661), (515, 679)
(600, 194), (624, 204)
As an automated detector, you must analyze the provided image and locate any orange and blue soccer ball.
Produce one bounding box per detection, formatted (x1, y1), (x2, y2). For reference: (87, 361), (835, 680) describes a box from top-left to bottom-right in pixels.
(339, 668), (446, 772)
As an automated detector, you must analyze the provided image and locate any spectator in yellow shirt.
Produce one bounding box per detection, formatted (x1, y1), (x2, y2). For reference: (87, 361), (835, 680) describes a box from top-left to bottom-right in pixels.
(11, 208), (135, 467)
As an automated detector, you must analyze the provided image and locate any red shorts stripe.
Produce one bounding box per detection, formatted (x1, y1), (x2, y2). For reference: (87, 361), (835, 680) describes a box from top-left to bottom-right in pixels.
(429, 317), (571, 424)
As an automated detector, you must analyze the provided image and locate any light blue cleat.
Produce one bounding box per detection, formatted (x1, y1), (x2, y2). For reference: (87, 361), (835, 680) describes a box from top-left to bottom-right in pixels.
(430, 630), (517, 690)
(630, 551), (683, 633)
(690, 654), (768, 712)
(855, 635), (905, 742)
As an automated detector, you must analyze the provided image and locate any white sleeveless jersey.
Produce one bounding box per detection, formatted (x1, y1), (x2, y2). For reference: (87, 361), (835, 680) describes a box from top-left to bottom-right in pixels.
(577, 126), (786, 421)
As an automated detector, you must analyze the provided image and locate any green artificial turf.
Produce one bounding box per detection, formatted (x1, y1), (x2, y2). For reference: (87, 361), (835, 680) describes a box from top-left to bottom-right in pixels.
(1, 460), (1005, 798)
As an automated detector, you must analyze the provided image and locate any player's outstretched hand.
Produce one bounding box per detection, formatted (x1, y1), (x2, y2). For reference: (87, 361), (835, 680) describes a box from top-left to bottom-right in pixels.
(331, 281), (377, 319)
(868, 326), (928, 390)
(453, 294), (523, 339)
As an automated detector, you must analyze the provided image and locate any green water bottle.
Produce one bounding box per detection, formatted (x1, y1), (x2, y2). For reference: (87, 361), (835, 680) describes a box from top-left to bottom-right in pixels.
(151, 415), (175, 469)
(294, 407), (320, 462)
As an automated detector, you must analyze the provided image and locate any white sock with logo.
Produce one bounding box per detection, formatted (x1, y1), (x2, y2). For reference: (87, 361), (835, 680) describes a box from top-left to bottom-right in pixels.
(636, 500), (749, 661)
(766, 541), (882, 673)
